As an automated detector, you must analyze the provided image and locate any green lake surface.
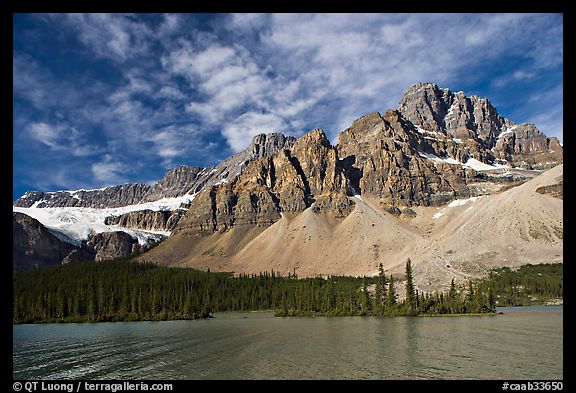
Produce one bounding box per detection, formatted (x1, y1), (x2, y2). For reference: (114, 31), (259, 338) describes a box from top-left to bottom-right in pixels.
(13, 305), (563, 380)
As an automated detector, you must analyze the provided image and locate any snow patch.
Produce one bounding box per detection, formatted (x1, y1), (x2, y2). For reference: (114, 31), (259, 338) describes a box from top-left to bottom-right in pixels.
(30, 200), (44, 208)
(418, 151), (461, 165)
(498, 125), (517, 140)
(419, 152), (516, 172)
(446, 100), (459, 116)
(447, 196), (480, 208)
(213, 177), (229, 186)
(432, 211), (444, 219)
(60, 187), (108, 193)
(415, 125), (443, 136)
(462, 158), (500, 171)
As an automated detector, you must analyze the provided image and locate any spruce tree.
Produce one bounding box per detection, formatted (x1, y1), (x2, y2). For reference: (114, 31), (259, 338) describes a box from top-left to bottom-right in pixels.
(404, 258), (416, 315)
(448, 278), (458, 313)
(488, 287), (496, 312)
(378, 263), (388, 307)
(387, 275), (397, 312)
(359, 277), (371, 315)
(465, 280), (475, 312)
(374, 263), (387, 314)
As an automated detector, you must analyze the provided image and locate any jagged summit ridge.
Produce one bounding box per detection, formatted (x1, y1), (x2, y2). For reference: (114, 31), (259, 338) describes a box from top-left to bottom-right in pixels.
(397, 82), (562, 169)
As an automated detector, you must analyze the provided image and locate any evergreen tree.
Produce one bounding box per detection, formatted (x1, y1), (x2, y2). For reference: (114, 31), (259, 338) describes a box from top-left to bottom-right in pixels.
(13, 256), (513, 322)
(465, 280), (475, 312)
(386, 275), (397, 312)
(359, 278), (371, 315)
(448, 278), (458, 313)
(404, 259), (416, 315)
(373, 263), (388, 314)
(487, 287), (496, 312)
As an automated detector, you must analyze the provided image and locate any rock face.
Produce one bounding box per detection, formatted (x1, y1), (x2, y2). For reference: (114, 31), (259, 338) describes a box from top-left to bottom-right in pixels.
(140, 166), (204, 202)
(14, 82), (563, 290)
(13, 212), (92, 271)
(104, 210), (185, 231)
(174, 129), (343, 235)
(337, 110), (475, 208)
(84, 231), (140, 261)
(397, 82), (562, 169)
(14, 183), (152, 209)
(173, 83), (562, 236)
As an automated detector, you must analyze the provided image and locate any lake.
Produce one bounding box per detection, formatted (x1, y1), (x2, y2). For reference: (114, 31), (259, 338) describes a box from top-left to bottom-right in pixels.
(12, 306), (563, 380)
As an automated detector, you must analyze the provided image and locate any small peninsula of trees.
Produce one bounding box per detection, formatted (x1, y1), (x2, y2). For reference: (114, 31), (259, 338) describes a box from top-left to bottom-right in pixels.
(13, 257), (561, 324)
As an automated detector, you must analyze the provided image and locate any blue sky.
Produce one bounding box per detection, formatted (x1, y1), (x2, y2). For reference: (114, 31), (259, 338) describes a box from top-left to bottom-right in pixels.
(13, 13), (563, 201)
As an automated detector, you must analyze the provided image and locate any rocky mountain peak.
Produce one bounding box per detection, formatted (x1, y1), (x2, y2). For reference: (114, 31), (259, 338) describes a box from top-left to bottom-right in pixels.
(293, 128), (331, 149)
(249, 132), (296, 159)
(140, 165), (204, 203)
(396, 82), (562, 170)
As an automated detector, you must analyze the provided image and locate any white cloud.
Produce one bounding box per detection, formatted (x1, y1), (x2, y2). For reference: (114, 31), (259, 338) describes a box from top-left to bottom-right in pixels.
(229, 13), (270, 30)
(58, 13), (152, 62)
(157, 13), (183, 38)
(492, 69), (537, 88)
(147, 126), (188, 163)
(155, 86), (186, 100)
(91, 155), (131, 185)
(223, 112), (288, 152)
(27, 122), (64, 148)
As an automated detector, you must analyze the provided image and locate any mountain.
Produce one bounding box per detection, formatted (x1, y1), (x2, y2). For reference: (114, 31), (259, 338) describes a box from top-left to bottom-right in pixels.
(137, 83), (562, 291)
(13, 133), (295, 247)
(141, 164), (562, 293)
(12, 212), (146, 271)
(13, 82), (563, 290)
(397, 82), (563, 170)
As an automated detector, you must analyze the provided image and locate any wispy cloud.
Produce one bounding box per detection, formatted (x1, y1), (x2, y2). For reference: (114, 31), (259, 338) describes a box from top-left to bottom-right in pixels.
(91, 154), (133, 185)
(27, 122), (65, 149)
(223, 112), (288, 152)
(53, 13), (153, 62)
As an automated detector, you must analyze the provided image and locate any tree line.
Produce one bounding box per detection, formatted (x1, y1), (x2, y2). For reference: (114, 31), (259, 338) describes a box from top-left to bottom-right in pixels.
(13, 258), (560, 324)
(472, 263), (562, 306)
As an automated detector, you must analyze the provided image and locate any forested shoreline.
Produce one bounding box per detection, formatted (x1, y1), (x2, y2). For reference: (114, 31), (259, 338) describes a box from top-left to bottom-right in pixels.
(12, 258), (562, 324)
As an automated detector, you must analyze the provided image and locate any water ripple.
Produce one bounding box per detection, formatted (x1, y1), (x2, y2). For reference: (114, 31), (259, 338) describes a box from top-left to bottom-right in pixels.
(13, 307), (563, 380)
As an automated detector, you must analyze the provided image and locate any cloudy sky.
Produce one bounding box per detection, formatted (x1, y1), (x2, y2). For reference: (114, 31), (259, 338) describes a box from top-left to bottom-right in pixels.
(13, 13), (563, 201)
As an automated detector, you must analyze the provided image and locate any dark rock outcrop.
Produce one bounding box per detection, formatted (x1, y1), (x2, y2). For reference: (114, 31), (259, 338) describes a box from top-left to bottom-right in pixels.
(13, 212), (154, 270)
(535, 177), (563, 199)
(311, 192), (356, 218)
(14, 183), (152, 208)
(83, 231), (140, 261)
(13, 212), (92, 271)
